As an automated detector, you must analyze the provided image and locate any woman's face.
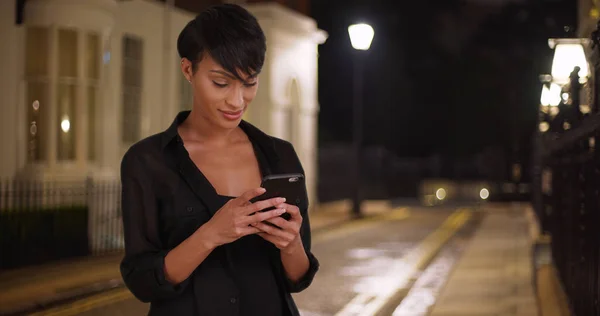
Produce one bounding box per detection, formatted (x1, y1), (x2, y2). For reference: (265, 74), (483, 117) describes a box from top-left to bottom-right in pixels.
(181, 54), (259, 129)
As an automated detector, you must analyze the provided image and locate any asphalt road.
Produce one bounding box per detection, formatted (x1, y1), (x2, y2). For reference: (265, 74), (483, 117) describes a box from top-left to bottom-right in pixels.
(32, 206), (468, 316)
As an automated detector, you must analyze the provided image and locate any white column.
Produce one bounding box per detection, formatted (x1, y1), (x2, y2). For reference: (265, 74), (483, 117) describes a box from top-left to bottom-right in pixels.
(95, 32), (111, 173)
(76, 30), (89, 169)
(100, 33), (121, 174)
(0, 0), (21, 178)
(47, 26), (58, 170)
(269, 105), (290, 140)
(22, 0), (118, 178)
(299, 108), (317, 211)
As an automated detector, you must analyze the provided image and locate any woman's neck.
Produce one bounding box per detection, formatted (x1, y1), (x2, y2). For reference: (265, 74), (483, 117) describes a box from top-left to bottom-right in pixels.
(180, 110), (239, 147)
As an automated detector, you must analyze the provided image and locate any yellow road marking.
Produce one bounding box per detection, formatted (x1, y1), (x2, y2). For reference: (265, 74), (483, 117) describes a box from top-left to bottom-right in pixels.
(334, 208), (472, 316)
(28, 288), (132, 316)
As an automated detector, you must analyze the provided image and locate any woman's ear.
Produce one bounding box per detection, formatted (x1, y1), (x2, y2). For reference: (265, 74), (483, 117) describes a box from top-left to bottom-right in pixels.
(180, 58), (193, 82)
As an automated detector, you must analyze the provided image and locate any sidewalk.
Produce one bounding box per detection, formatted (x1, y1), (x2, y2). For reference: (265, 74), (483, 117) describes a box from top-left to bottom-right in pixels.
(429, 204), (539, 316)
(0, 199), (394, 316)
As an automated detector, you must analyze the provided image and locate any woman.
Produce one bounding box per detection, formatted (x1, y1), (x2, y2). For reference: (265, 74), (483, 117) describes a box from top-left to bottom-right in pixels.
(119, 4), (319, 316)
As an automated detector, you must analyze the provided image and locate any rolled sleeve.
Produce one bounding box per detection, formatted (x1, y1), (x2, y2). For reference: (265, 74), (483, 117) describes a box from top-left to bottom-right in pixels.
(120, 150), (190, 302)
(120, 250), (190, 302)
(285, 250), (320, 293)
(284, 204), (320, 293)
(277, 141), (321, 293)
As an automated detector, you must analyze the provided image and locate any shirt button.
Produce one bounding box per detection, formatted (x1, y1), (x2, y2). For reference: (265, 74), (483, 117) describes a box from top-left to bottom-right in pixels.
(230, 297), (237, 304)
(187, 206), (194, 213)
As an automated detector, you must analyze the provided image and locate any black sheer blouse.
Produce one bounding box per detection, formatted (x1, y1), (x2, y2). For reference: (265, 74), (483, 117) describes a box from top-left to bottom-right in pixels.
(119, 111), (319, 316)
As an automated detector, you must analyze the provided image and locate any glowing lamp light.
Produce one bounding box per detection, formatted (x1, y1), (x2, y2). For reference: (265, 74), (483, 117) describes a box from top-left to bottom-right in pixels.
(540, 83), (562, 106)
(436, 188), (447, 200)
(61, 116), (71, 133)
(348, 23), (375, 51)
(480, 188), (490, 200)
(550, 42), (589, 84)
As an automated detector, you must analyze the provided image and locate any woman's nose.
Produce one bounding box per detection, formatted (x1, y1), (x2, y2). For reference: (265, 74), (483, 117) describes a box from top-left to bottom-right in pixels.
(226, 86), (244, 108)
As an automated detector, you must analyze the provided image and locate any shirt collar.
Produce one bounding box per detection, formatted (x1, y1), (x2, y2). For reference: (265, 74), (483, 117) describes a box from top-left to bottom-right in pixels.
(160, 110), (280, 165)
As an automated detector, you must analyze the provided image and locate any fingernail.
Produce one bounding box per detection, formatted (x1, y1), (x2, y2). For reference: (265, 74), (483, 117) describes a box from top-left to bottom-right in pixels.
(278, 197), (286, 203)
(258, 188), (266, 193)
(277, 208), (286, 215)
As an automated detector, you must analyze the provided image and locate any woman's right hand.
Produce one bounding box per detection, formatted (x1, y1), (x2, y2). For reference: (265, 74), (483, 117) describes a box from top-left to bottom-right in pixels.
(200, 187), (286, 249)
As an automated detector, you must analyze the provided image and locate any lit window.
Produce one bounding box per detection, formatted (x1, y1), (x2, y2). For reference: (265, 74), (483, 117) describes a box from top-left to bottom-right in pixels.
(56, 28), (78, 161)
(25, 27), (101, 164)
(25, 26), (49, 162)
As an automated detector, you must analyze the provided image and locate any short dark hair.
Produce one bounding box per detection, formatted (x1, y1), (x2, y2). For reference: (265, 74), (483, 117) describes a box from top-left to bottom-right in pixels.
(177, 4), (266, 82)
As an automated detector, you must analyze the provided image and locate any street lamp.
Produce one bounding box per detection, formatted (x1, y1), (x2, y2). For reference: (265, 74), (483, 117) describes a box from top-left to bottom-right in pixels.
(549, 39), (589, 85)
(533, 38), (591, 233)
(348, 24), (375, 51)
(540, 83), (561, 108)
(538, 82), (561, 132)
(538, 39), (591, 134)
(348, 23), (374, 218)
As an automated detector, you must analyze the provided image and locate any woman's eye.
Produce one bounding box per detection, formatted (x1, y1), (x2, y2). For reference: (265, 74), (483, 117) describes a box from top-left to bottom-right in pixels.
(213, 81), (228, 88)
(244, 82), (257, 87)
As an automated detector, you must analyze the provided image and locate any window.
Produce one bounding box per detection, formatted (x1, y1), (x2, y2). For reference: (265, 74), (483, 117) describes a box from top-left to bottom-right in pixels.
(121, 35), (143, 144)
(56, 83), (76, 161)
(88, 85), (97, 161)
(24, 26), (102, 164)
(26, 83), (48, 162)
(25, 27), (49, 162)
(87, 33), (100, 161)
(57, 29), (78, 161)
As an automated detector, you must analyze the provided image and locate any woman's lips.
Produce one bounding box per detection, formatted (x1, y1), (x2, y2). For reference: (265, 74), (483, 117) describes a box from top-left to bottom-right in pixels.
(219, 109), (244, 121)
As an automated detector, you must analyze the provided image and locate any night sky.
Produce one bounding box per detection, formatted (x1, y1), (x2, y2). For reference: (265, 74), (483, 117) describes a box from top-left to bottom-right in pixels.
(311, 0), (576, 161)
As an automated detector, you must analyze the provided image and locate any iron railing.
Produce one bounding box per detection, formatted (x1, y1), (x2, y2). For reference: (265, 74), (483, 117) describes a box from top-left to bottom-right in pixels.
(532, 22), (600, 316)
(0, 178), (123, 270)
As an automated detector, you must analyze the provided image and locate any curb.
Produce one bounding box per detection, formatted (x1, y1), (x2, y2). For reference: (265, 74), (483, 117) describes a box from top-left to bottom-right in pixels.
(525, 206), (572, 316)
(1, 279), (124, 316)
(533, 237), (572, 316)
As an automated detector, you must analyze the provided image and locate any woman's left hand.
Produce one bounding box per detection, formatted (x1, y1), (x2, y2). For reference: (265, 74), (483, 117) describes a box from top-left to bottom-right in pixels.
(252, 203), (303, 254)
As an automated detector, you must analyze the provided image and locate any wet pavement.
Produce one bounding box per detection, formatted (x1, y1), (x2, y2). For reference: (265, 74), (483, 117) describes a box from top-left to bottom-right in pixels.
(29, 206), (467, 316)
(293, 208), (455, 316)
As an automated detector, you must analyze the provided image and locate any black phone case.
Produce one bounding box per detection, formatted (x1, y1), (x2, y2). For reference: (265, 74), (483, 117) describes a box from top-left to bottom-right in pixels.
(250, 173), (306, 221)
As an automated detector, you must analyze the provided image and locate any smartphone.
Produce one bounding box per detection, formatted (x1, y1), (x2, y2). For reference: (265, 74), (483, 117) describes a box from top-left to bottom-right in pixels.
(251, 173), (306, 221)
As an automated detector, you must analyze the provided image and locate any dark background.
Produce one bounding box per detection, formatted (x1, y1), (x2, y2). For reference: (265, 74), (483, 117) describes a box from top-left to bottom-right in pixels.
(312, 0), (577, 200)
(314, 0), (576, 155)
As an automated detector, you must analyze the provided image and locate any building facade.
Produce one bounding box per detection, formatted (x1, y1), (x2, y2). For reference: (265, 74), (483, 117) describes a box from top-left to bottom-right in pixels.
(579, 0), (599, 37)
(0, 0), (327, 209)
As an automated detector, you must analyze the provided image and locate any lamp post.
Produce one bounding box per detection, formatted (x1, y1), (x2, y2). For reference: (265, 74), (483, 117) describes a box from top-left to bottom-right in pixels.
(348, 23), (374, 218)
